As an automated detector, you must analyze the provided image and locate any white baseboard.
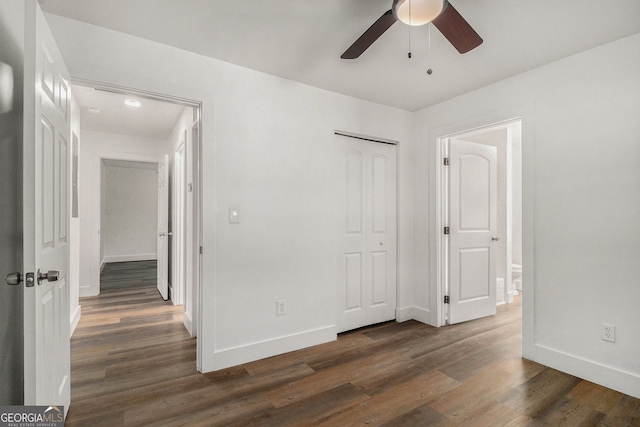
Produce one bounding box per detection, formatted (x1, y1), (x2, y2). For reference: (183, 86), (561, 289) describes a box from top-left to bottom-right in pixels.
(395, 306), (436, 326)
(395, 306), (414, 323)
(209, 326), (336, 372)
(183, 312), (194, 337)
(103, 254), (157, 263)
(531, 343), (640, 399)
(412, 306), (433, 325)
(70, 305), (81, 336)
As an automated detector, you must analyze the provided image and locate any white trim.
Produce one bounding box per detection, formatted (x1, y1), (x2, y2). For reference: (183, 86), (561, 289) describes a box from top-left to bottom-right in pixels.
(103, 254), (157, 263)
(532, 343), (640, 399)
(210, 326), (336, 371)
(395, 307), (413, 322)
(183, 312), (193, 336)
(70, 305), (81, 337)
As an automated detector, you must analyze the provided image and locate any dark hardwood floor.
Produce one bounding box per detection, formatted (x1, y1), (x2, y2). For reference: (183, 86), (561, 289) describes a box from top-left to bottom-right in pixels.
(66, 261), (640, 426)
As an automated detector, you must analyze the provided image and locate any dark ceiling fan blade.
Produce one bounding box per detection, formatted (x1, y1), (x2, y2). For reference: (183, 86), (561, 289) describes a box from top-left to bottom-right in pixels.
(341, 10), (398, 59)
(432, 2), (482, 54)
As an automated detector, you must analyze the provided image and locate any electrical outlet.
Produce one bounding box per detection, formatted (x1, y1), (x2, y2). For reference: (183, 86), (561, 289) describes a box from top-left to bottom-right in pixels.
(601, 323), (616, 343)
(276, 300), (286, 316)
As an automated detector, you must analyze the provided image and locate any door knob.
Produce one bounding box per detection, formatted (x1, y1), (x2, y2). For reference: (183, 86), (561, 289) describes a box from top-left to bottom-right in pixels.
(37, 269), (60, 285)
(492, 236), (500, 242)
(6, 272), (22, 286)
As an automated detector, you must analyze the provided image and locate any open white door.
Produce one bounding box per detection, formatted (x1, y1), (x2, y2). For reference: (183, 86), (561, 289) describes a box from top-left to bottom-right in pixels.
(337, 137), (397, 333)
(22, 2), (71, 413)
(157, 154), (169, 300)
(448, 138), (498, 324)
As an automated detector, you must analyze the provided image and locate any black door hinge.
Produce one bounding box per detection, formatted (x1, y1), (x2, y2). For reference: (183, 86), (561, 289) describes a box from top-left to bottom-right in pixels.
(444, 295), (450, 304)
(444, 226), (450, 235)
(444, 157), (449, 166)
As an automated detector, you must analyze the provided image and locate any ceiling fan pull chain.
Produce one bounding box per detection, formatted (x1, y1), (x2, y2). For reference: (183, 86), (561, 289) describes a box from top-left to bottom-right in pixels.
(408, 1), (413, 58)
(427, 23), (433, 75)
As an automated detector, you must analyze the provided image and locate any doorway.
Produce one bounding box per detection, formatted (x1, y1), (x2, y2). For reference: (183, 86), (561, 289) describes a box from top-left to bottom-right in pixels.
(70, 81), (203, 352)
(438, 120), (523, 325)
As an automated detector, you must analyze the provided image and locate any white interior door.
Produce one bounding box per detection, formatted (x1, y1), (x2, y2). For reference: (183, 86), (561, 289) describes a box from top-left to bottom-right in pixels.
(22, 2), (71, 413)
(448, 138), (498, 324)
(157, 154), (169, 300)
(338, 137), (397, 333)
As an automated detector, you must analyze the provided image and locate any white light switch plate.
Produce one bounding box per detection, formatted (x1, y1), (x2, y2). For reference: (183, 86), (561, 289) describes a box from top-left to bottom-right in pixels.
(229, 208), (240, 223)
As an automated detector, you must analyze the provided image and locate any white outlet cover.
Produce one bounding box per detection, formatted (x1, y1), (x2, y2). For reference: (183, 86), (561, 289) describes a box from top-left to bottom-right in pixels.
(601, 323), (616, 342)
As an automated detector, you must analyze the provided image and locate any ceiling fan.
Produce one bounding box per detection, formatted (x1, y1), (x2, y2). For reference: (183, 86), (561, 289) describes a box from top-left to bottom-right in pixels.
(341, 0), (482, 59)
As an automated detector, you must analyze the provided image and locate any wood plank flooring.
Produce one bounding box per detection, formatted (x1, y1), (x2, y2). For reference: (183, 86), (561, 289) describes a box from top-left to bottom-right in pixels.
(66, 261), (640, 426)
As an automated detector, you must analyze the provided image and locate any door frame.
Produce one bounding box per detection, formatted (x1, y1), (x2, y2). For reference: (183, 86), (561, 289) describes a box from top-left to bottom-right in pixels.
(429, 106), (534, 343)
(172, 140), (186, 306)
(71, 78), (204, 367)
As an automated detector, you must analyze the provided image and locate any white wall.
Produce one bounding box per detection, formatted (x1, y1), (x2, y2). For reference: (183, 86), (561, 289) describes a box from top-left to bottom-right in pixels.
(78, 131), (166, 297)
(46, 14), (415, 372)
(102, 164), (158, 263)
(414, 34), (640, 398)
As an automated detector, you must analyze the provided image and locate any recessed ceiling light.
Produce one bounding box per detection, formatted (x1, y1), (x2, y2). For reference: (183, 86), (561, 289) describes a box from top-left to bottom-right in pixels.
(87, 107), (101, 114)
(124, 99), (141, 107)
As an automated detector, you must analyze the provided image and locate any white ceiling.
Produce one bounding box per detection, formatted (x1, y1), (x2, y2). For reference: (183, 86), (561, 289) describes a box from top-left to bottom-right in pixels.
(72, 85), (186, 139)
(43, 0), (640, 112)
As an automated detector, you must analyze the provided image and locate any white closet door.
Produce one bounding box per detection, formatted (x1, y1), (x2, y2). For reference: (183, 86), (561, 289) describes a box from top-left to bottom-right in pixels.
(338, 137), (397, 333)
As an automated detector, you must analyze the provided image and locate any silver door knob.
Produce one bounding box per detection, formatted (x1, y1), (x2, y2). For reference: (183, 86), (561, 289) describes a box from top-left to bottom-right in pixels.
(37, 269), (59, 285)
(6, 272), (22, 286)
(492, 236), (500, 242)
(380, 241), (384, 245)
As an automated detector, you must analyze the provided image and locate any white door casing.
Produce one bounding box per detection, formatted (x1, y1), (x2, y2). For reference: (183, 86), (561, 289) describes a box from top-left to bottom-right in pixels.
(338, 137), (397, 333)
(447, 138), (497, 324)
(172, 143), (185, 306)
(23, 2), (71, 413)
(157, 154), (169, 300)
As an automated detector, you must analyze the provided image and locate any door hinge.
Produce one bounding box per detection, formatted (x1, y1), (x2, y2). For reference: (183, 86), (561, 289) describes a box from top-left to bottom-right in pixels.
(444, 226), (450, 235)
(443, 157), (449, 166)
(444, 295), (450, 304)
(199, 246), (203, 255)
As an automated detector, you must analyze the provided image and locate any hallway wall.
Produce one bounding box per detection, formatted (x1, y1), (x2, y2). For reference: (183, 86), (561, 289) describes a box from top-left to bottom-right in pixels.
(102, 163), (158, 263)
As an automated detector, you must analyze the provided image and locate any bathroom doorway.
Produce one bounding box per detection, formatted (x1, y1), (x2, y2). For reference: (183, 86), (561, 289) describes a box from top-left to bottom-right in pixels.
(439, 119), (523, 325)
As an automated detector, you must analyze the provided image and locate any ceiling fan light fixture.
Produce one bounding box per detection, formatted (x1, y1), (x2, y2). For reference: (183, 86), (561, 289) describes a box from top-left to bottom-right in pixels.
(392, 0), (445, 26)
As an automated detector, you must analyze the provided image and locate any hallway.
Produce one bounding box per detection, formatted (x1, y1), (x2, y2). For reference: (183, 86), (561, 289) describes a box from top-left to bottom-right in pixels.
(67, 261), (196, 425)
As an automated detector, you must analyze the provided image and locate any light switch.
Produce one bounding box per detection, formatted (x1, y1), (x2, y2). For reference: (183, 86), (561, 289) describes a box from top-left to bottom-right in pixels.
(229, 208), (240, 224)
